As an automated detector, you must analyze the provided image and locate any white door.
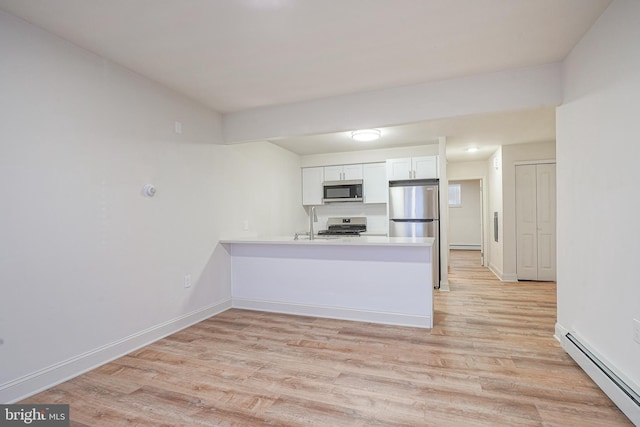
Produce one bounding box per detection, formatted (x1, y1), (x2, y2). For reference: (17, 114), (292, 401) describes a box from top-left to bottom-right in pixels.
(536, 164), (556, 281)
(516, 165), (538, 280)
(516, 164), (556, 281)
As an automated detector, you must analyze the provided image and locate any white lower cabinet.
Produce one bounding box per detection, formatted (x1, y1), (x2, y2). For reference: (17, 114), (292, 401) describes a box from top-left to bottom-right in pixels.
(363, 162), (387, 203)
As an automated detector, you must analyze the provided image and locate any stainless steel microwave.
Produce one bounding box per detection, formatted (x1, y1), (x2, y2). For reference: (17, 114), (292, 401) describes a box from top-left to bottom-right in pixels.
(323, 180), (363, 203)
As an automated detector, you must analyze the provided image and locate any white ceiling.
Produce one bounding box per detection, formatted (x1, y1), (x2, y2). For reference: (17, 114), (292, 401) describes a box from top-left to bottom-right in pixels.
(0, 0), (609, 159)
(272, 107), (556, 162)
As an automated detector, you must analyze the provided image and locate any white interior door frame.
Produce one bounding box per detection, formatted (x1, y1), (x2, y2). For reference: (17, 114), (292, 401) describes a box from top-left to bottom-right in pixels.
(447, 176), (488, 267)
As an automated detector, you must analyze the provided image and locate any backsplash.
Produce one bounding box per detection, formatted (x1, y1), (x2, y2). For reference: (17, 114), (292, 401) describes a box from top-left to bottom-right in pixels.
(311, 203), (388, 235)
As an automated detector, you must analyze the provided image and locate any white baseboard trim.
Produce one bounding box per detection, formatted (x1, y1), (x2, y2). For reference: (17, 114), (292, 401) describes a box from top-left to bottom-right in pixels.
(554, 322), (569, 343)
(0, 299), (232, 404)
(487, 263), (518, 282)
(438, 280), (450, 292)
(501, 273), (519, 282)
(556, 323), (639, 425)
(232, 298), (432, 329)
(488, 262), (503, 280)
(449, 245), (481, 251)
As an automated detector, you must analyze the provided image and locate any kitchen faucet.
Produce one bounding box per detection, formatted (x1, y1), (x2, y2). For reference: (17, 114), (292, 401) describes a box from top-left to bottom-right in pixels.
(309, 206), (317, 240)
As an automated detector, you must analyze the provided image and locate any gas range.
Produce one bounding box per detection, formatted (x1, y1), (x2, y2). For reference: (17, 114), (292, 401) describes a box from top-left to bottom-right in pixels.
(317, 217), (367, 236)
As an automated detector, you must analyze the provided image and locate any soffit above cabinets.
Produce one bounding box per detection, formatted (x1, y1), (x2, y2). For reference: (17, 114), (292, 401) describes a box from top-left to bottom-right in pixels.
(272, 107), (556, 162)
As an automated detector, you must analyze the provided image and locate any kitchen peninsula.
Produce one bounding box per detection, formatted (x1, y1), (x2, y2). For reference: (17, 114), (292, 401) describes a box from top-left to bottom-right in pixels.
(220, 236), (435, 328)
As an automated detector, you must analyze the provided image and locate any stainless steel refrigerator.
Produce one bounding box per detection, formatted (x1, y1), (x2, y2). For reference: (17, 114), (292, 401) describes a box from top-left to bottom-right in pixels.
(388, 180), (440, 289)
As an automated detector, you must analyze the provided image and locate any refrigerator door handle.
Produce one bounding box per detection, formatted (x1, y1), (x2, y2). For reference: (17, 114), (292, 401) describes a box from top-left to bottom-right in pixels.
(390, 219), (435, 223)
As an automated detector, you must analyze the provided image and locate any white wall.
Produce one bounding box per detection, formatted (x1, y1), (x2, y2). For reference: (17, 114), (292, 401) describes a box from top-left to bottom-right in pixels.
(447, 161), (487, 180)
(0, 11), (304, 402)
(487, 148), (503, 278)
(449, 180), (481, 248)
(557, 0), (640, 395)
(223, 142), (307, 238)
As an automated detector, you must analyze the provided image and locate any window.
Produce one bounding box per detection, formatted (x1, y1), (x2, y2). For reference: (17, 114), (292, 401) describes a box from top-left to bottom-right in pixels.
(448, 183), (462, 207)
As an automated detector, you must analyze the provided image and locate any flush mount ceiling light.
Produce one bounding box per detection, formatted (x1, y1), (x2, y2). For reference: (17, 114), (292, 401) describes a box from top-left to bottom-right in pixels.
(351, 129), (381, 142)
(466, 147), (479, 153)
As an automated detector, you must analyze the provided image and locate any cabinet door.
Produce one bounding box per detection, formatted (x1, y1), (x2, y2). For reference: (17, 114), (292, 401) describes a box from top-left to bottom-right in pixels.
(363, 163), (387, 204)
(342, 164), (363, 180)
(323, 165), (343, 182)
(302, 167), (324, 205)
(413, 156), (438, 179)
(386, 158), (412, 180)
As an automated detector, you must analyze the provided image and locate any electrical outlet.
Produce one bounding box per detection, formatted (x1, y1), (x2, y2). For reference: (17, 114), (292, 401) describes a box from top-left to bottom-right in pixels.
(634, 318), (640, 344)
(184, 274), (191, 289)
(174, 121), (183, 134)
(243, 220), (249, 231)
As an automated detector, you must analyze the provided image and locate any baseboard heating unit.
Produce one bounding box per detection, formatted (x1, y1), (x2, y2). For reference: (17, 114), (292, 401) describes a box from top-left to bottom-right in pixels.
(563, 333), (640, 425)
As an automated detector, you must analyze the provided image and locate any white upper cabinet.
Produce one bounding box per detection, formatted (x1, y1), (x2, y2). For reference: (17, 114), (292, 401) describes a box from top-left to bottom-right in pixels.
(412, 156), (438, 179)
(386, 158), (413, 180)
(324, 164), (363, 181)
(363, 163), (387, 204)
(301, 167), (324, 206)
(305, 158), (435, 206)
(343, 164), (364, 180)
(387, 156), (439, 180)
(323, 165), (343, 181)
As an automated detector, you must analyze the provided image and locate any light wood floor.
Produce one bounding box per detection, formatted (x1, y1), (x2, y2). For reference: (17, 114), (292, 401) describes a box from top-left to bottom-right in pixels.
(23, 250), (632, 426)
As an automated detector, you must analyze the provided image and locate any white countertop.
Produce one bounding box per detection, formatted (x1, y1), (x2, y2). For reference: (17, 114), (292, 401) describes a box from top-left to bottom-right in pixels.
(220, 235), (434, 247)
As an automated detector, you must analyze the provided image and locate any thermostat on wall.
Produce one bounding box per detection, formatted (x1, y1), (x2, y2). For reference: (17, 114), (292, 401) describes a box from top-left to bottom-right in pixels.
(142, 184), (156, 198)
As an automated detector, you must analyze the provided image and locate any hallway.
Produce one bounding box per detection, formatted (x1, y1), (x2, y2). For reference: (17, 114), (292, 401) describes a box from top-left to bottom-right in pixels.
(434, 250), (631, 425)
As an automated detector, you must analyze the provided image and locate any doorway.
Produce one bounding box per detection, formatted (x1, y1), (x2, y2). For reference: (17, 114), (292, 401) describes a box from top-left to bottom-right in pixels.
(448, 179), (484, 264)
